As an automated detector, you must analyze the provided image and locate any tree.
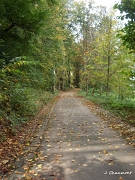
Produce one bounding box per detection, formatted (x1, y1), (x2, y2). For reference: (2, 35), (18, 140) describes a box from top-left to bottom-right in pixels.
(96, 14), (117, 96)
(67, 1), (98, 91)
(0, 0), (58, 64)
(0, 0), (75, 130)
(114, 0), (135, 51)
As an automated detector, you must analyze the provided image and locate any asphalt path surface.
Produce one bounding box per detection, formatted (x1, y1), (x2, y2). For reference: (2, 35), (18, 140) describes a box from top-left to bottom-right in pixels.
(9, 90), (135, 180)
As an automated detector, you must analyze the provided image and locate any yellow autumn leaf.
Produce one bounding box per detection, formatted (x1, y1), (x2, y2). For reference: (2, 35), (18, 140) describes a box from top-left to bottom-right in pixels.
(37, 164), (43, 168)
(82, 164), (87, 166)
(103, 150), (108, 154)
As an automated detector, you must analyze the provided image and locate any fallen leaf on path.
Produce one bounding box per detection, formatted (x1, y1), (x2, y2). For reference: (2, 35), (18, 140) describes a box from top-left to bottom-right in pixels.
(108, 159), (114, 165)
(119, 177), (124, 180)
(34, 173), (38, 176)
(56, 154), (62, 157)
(23, 166), (29, 170)
(103, 150), (108, 154)
(39, 136), (42, 140)
(47, 144), (51, 147)
(82, 164), (87, 166)
(15, 171), (22, 174)
(37, 164), (43, 168)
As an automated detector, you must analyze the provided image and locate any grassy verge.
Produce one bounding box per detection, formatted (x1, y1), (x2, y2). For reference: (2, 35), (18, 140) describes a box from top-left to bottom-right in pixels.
(79, 90), (135, 126)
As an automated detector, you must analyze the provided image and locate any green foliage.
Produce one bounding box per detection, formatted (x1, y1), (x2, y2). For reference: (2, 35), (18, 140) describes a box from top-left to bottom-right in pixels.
(114, 0), (135, 50)
(0, 52), (58, 131)
(0, 0), (49, 63)
(80, 88), (135, 109)
(114, 0), (135, 20)
(79, 89), (135, 125)
(0, 83), (57, 132)
(0, 0), (76, 135)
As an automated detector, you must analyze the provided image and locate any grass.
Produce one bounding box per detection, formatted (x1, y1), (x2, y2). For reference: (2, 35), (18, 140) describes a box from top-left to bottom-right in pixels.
(79, 89), (135, 126)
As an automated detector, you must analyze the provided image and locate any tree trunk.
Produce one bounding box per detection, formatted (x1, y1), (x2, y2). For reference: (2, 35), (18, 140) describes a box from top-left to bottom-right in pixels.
(58, 79), (61, 91)
(100, 87), (103, 96)
(86, 78), (88, 95)
(92, 88), (95, 96)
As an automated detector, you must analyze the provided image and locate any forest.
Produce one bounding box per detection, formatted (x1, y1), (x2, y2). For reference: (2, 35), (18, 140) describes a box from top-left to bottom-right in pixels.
(0, 0), (135, 139)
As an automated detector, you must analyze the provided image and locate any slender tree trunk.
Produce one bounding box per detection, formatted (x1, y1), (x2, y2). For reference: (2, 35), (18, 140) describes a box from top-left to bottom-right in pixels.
(86, 78), (88, 95)
(62, 79), (64, 90)
(100, 87), (103, 96)
(67, 70), (71, 87)
(58, 79), (61, 91)
(92, 87), (95, 96)
(106, 18), (112, 97)
(106, 52), (111, 97)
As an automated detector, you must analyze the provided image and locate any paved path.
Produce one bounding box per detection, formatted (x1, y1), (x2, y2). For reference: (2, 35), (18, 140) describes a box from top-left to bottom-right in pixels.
(9, 90), (135, 180)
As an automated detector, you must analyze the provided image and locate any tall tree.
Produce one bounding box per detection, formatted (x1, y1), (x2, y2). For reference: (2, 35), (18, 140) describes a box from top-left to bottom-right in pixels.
(68, 1), (98, 91)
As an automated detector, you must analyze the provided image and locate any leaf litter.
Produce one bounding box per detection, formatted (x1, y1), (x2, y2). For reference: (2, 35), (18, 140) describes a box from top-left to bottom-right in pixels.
(83, 100), (135, 149)
(0, 97), (58, 178)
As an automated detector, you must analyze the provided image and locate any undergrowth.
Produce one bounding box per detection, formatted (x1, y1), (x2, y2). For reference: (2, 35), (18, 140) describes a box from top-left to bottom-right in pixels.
(0, 87), (57, 139)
